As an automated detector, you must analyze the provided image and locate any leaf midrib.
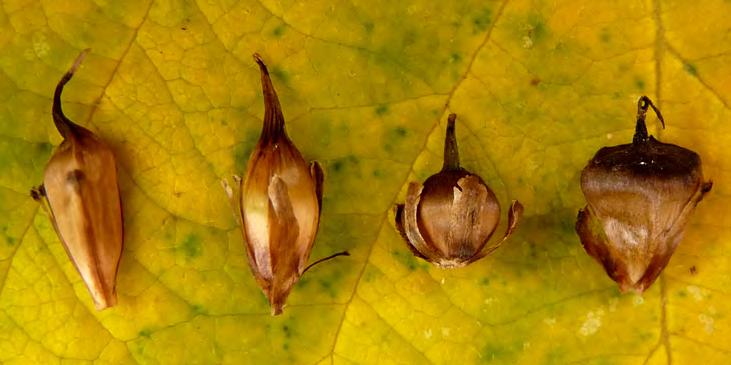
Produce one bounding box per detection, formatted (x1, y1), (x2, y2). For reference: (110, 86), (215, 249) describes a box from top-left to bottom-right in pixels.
(324, 0), (513, 360)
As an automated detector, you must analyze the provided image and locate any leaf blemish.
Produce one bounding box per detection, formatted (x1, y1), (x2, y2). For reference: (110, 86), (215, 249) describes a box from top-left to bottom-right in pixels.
(233, 142), (254, 173)
(270, 67), (290, 85)
(471, 7), (492, 33)
(635, 78), (646, 91)
(331, 160), (344, 173)
(1, 226), (14, 246)
(179, 234), (202, 258)
(362, 267), (379, 283)
(684, 62), (698, 76)
(482, 343), (512, 362)
(319, 278), (332, 290)
(519, 15), (548, 49)
(272, 25), (286, 37)
(599, 28), (611, 43)
(318, 277), (340, 298)
(393, 126), (407, 137)
(191, 304), (207, 315)
(384, 126), (408, 152)
(36, 141), (53, 155)
(391, 250), (418, 271)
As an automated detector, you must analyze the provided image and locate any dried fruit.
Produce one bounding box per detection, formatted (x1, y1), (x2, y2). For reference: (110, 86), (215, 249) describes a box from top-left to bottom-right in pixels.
(576, 96), (712, 292)
(395, 114), (523, 268)
(30, 49), (124, 310)
(223, 54), (347, 315)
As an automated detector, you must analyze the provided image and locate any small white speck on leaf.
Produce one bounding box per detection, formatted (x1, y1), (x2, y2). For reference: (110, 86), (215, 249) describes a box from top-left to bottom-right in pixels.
(221, 179), (233, 199)
(32, 32), (50, 58)
(579, 309), (604, 336)
(686, 285), (706, 302)
(522, 35), (534, 49)
(632, 295), (644, 306)
(698, 313), (714, 334)
(424, 328), (433, 339)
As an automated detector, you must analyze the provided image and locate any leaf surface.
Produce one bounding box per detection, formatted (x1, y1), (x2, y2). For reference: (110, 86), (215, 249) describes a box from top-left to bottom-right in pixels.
(0, 0), (729, 363)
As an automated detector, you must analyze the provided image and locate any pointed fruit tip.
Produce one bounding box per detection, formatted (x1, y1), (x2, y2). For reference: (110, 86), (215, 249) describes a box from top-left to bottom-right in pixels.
(442, 113), (460, 170)
(511, 199), (524, 214)
(638, 95), (665, 129)
(271, 304), (284, 316)
(53, 50), (91, 138)
(621, 285), (644, 295)
(446, 113), (457, 132)
(93, 293), (116, 311)
(69, 48), (91, 75)
(253, 53), (268, 74)
(702, 181), (713, 194)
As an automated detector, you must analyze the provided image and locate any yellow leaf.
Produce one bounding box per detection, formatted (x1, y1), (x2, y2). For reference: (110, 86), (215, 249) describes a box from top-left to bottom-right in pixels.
(0, 0), (729, 364)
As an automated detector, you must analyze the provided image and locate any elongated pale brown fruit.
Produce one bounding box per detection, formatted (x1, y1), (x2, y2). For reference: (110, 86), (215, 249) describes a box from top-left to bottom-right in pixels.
(31, 49), (124, 310)
(231, 54), (347, 315)
(576, 96), (712, 293)
(395, 114), (523, 268)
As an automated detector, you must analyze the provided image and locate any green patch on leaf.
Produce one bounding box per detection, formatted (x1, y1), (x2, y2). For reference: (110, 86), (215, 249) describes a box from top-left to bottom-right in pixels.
(272, 25), (286, 38)
(684, 62), (698, 76)
(178, 234), (202, 259)
(391, 249), (420, 271)
(472, 7), (493, 33)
